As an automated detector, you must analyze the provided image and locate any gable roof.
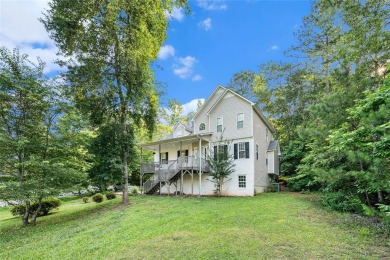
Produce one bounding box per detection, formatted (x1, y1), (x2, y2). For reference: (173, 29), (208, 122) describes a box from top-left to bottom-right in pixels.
(191, 85), (225, 121)
(205, 86), (254, 115)
(172, 122), (193, 133)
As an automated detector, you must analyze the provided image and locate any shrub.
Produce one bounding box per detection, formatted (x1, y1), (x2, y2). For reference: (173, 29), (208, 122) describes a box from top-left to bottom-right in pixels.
(11, 198), (61, 217)
(105, 191), (116, 200)
(322, 192), (364, 214)
(130, 187), (138, 196)
(82, 196), (89, 203)
(287, 173), (321, 192)
(265, 183), (278, 193)
(92, 193), (104, 203)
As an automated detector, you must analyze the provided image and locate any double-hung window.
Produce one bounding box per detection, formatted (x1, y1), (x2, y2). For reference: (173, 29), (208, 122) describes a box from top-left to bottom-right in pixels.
(237, 113), (244, 129)
(217, 117), (223, 132)
(199, 123), (205, 131)
(234, 142), (250, 159)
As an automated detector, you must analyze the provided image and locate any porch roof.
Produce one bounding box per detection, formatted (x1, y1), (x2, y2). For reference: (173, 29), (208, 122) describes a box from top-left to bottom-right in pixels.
(140, 132), (213, 151)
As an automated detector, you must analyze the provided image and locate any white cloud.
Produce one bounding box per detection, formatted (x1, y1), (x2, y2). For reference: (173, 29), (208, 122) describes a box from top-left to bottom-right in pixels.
(182, 98), (205, 116)
(270, 45), (279, 51)
(197, 0), (227, 11)
(0, 0), (62, 74)
(158, 45), (175, 60)
(199, 18), (212, 31)
(192, 74), (202, 81)
(165, 7), (185, 21)
(173, 56), (197, 79)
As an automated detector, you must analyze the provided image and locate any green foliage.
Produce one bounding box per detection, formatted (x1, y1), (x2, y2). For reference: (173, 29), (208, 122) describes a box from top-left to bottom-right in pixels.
(322, 192), (365, 214)
(265, 184), (278, 193)
(377, 204), (390, 217)
(105, 192), (116, 200)
(11, 198), (61, 217)
(92, 193), (103, 203)
(0, 47), (89, 225)
(41, 0), (189, 204)
(130, 187), (139, 196)
(206, 135), (236, 196)
(82, 197), (89, 203)
(287, 174), (321, 192)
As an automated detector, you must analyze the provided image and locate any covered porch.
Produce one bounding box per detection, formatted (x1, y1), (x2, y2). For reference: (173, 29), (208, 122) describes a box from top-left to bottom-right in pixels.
(140, 133), (212, 196)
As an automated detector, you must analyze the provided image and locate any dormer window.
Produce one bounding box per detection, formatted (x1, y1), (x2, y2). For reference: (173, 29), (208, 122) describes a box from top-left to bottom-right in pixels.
(199, 123), (205, 131)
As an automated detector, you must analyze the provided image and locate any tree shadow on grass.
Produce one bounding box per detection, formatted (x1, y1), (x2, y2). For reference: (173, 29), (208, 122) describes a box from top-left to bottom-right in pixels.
(0, 199), (127, 236)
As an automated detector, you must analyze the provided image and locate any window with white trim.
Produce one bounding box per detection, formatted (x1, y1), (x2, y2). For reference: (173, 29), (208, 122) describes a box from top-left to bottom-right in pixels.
(217, 117), (223, 132)
(238, 175), (246, 188)
(199, 123), (205, 131)
(256, 144), (259, 160)
(237, 113), (244, 129)
(238, 142), (245, 158)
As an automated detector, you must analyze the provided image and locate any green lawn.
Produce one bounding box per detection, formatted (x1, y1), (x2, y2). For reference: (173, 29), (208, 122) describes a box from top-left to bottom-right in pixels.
(0, 193), (388, 259)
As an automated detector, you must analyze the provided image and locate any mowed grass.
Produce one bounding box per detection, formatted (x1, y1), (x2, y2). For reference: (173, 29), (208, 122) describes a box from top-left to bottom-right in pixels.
(0, 193), (388, 259)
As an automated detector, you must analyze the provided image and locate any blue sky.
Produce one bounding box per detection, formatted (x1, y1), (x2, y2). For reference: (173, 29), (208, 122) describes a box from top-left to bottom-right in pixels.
(155, 0), (310, 113)
(0, 0), (310, 115)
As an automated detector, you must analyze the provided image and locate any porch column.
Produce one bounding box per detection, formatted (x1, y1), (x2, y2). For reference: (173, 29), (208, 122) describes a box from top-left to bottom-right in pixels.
(199, 137), (202, 197)
(180, 141), (183, 194)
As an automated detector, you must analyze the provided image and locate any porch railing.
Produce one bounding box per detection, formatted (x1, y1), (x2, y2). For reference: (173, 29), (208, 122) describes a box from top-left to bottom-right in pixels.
(141, 156), (209, 175)
(142, 156), (209, 194)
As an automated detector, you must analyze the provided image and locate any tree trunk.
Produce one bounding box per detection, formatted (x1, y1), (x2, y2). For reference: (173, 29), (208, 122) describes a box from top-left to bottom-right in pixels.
(121, 107), (129, 205)
(22, 201), (31, 226)
(30, 202), (42, 225)
(378, 191), (384, 204)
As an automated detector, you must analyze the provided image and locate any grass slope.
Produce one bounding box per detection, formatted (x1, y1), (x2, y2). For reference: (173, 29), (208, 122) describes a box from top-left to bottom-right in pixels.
(0, 193), (388, 259)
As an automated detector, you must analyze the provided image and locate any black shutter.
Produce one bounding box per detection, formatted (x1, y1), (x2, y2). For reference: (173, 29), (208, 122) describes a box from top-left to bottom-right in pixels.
(166, 152), (168, 161)
(177, 150), (180, 158)
(214, 146), (217, 161)
(245, 142), (249, 158)
(234, 143), (238, 159)
(224, 145), (228, 160)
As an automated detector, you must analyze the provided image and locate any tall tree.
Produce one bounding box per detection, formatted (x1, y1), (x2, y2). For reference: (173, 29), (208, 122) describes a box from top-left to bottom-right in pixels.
(0, 47), (89, 225)
(42, 0), (189, 204)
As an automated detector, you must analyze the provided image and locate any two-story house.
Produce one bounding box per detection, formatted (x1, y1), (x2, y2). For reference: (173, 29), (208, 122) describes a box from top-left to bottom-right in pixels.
(140, 86), (280, 196)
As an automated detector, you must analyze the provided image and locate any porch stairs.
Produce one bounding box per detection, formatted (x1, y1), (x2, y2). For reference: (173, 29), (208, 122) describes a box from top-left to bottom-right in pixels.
(143, 169), (181, 194)
(142, 157), (209, 195)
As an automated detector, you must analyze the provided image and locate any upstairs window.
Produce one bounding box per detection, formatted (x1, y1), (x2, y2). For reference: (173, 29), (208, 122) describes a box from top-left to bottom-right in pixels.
(217, 117), (223, 132)
(199, 123), (205, 131)
(237, 113), (244, 129)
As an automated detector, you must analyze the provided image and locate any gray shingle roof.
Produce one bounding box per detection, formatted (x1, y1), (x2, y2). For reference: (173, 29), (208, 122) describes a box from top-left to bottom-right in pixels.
(267, 140), (279, 151)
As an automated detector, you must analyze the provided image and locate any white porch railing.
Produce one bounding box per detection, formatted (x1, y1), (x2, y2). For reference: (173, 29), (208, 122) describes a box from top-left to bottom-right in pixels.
(142, 156), (209, 194)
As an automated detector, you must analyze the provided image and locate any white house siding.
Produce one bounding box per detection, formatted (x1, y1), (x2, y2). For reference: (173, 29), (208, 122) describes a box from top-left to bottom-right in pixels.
(253, 109), (271, 193)
(193, 87), (225, 134)
(208, 93), (253, 141)
(153, 143), (195, 162)
(267, 151), (275, 174)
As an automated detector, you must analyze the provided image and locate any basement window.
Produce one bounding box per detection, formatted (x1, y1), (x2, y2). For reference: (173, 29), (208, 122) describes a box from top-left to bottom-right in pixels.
(238, 175), (246, 188)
